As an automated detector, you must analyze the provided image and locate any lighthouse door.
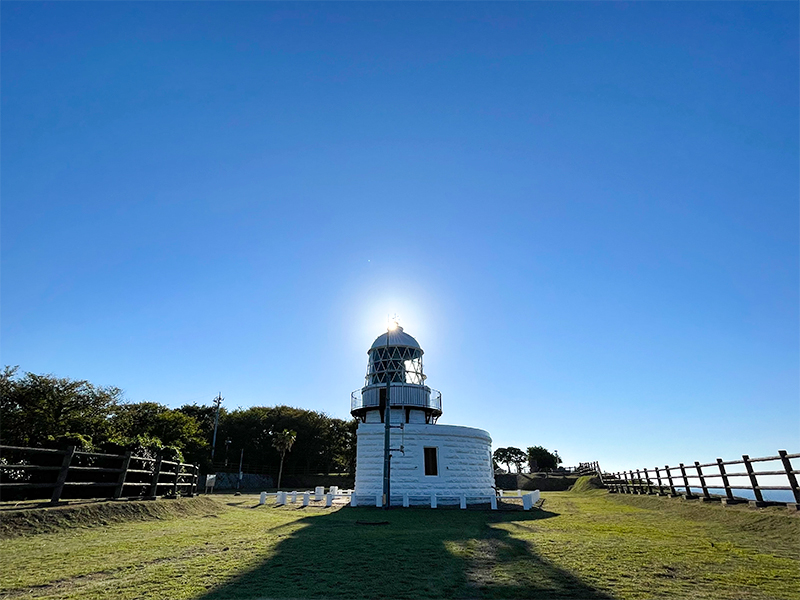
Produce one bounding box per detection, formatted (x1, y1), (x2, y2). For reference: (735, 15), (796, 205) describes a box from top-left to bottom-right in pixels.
(378, 388), (387, 423)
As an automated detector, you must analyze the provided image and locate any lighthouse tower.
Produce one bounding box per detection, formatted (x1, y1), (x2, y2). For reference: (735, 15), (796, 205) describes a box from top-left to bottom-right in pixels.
(351, 325), (495, 505)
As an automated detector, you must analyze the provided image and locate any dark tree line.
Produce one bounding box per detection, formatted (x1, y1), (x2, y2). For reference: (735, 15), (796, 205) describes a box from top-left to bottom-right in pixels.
(493, 445), (562, 473)
(0, 367), (356, 475)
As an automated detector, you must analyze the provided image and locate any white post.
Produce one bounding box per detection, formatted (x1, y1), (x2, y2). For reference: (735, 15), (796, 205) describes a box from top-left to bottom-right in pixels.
(302, 492), (310, 506)
(498, 489), (504, 497)
(431, 493), (437, 509)
(315, 486), (324, 501)
(330, 486), (338, 495)
(375, 493), (382, 507)
(351, 493), (358, 507)
(460, 494), (467, 509)
(291, 491), (297, 503)
(276, 491), (285, 506)
(259, 491), (267, 505)
(523, 493), (532, 510)
(325, 493), (333, 507)
(490, 495), (497, 510)
(403, 493), (409, 507)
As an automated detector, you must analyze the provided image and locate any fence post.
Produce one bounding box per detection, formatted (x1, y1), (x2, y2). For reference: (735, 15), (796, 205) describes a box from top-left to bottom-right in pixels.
(665, 465), (678, 497)
(742, 454), (765, 507)
(716, 458), (736, 504)
(778, 450), (800, 507)
(114, 451), (133, 499)
(50, 446), (76, 504)
(190, 465), (198, 497)
(679, 463), (696, 499)
(695, 461), (713, 501)
(596, 462), (605, 484)
(642, 468), (653, 494)
(655, 467), (664, 495)
(149, 456), (163, 498)
(171, 462), (181, 497)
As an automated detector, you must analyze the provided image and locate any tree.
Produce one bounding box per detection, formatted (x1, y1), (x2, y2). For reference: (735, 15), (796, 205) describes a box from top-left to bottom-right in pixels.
(108, 402), (207, 458)
(493, 447), (512, 473)
(272, 429), (297, 490)
(507, 447), (527, 473)
(527, 446), (562, 472)
(1, 366), (121, 448)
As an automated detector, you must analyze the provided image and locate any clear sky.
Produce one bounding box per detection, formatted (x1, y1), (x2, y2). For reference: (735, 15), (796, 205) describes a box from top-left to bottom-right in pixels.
(2, 2), (798, 472)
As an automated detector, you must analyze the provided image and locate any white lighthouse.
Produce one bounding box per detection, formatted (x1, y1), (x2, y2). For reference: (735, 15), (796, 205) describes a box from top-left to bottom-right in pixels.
(351, 324), (495, 506)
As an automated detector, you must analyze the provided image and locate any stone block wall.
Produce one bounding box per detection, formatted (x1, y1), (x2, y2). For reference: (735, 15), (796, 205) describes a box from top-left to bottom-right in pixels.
(354, 423), (494, 504)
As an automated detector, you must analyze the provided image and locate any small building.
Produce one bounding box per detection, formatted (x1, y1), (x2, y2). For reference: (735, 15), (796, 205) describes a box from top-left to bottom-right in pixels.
(351, 325), (495, 505)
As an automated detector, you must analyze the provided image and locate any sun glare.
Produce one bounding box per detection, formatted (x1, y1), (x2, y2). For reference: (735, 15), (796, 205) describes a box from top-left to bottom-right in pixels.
(387, 317), (399, 331)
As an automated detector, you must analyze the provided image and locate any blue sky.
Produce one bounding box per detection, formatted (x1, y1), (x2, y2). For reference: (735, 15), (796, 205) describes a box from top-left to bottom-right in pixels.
(2, 2), (798, 472)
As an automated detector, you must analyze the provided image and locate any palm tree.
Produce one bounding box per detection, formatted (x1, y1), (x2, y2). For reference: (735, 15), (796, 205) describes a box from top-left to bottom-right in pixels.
(272, 429), (297, 490)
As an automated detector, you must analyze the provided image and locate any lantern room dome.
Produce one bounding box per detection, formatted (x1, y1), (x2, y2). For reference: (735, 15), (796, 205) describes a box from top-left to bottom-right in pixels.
(369, 326), (422, 352)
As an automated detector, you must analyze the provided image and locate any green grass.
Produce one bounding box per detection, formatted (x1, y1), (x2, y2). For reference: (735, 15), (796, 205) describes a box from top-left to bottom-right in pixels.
(1, 490), (798, 599)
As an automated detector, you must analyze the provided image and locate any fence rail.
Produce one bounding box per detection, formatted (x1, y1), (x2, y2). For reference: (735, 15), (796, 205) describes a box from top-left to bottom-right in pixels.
(574, 461), (601, 476)
(604, 450), (799, 509)
(0, 445), (199, 503)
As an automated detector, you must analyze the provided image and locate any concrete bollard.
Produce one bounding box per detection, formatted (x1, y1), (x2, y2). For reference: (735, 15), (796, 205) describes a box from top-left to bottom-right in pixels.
(351, 494), (358, 507)
(431, 493), (437, 509)
(276, 491), (285, 506)
(291, 491), (297, 503)
(460, 494), (467, 509)
(330, 486), (338, 495)
(403, 493), (409, 507)
(325, 493), (333, 507)
(490, 495), (497, 510)
(375, 494), (382, 507)
(259, 491), (267, 505)
(302, 492), (310, 506)
(315, 486), (324, 501)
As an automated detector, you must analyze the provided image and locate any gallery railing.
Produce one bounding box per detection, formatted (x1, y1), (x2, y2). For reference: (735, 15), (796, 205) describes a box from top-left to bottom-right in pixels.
(351, 384), (442, 413)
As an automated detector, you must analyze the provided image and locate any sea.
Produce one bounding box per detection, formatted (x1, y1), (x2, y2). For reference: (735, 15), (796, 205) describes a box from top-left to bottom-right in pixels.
(673, 487), (795, 503)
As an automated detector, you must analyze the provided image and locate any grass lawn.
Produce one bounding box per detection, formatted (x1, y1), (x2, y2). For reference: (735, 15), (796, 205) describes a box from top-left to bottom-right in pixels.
(1, 489), (798, 599)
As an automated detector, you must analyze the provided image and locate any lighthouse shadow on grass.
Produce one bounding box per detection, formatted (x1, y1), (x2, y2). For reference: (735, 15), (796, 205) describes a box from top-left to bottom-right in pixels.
(198, 506), (613, 600)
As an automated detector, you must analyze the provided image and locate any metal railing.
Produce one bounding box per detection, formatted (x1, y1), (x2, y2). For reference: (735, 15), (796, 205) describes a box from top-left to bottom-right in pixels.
(351, 384), (442, 413)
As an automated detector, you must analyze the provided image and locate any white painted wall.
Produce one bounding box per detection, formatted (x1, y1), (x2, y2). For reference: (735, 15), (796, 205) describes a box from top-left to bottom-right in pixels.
(354, 422), (494, 504)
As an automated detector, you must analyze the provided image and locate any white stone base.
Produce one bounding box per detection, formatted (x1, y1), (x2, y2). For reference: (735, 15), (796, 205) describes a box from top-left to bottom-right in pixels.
(354, 422), (494, 505)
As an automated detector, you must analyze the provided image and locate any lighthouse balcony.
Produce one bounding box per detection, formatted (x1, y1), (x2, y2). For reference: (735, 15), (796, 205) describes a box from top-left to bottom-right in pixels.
(351, 384), (442, 414)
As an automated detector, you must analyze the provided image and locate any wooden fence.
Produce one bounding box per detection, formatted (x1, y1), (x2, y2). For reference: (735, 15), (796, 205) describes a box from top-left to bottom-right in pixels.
(574, 461), (601, 476)
(0, 445), (199, 503)
(603, 450), (799, 509)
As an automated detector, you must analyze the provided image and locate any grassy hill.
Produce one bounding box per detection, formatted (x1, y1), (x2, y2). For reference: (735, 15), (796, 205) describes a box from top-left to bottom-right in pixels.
(1, 488), (797, 599)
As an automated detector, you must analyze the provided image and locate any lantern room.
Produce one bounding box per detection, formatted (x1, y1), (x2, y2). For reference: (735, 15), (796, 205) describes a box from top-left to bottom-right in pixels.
(350, 326), (442, 424)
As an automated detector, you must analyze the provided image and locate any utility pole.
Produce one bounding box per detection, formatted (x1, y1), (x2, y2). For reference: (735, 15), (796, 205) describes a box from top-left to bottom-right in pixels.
(382, 319), (394, 509)
(210, 393), (223, 461)
(238, 448), (244, 492)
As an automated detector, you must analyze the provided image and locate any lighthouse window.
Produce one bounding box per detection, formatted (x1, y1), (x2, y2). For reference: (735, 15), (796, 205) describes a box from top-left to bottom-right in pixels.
(424, 447), (438, 476)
